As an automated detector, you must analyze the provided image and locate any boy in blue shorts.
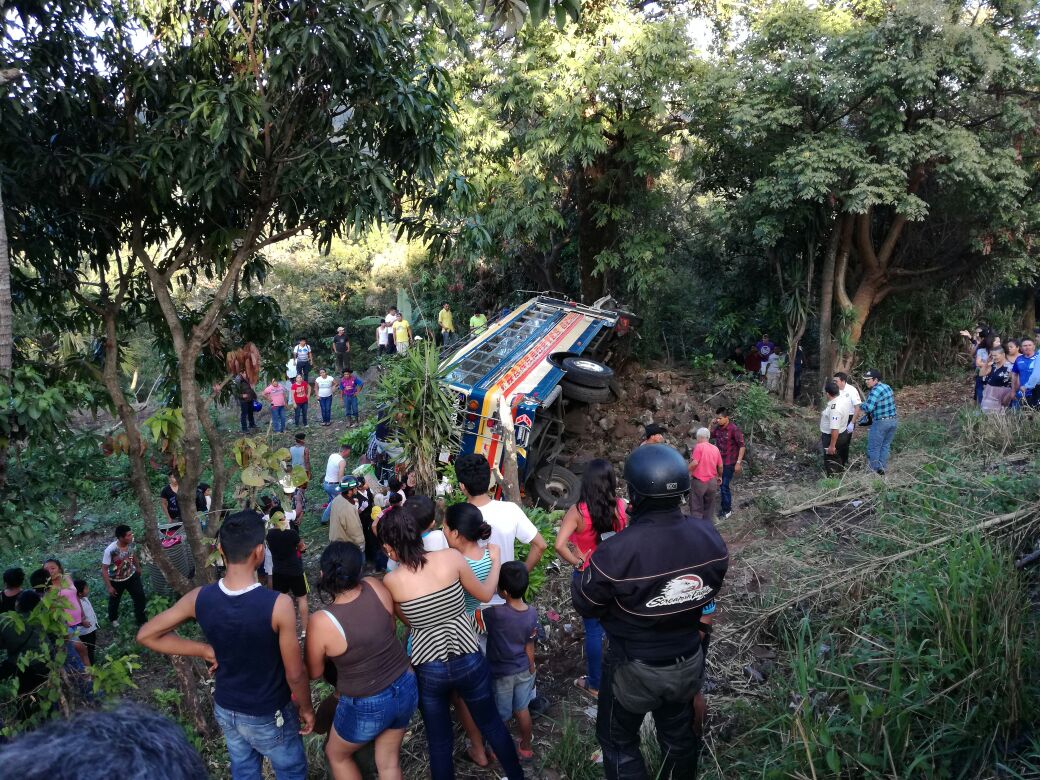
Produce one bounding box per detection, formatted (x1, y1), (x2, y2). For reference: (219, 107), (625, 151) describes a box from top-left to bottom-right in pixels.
(484, 561), (539, 761)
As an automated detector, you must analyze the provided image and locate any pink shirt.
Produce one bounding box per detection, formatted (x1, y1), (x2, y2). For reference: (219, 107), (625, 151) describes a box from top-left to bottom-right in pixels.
(690, 442), (722, 483)
(263, 383), (287, 407)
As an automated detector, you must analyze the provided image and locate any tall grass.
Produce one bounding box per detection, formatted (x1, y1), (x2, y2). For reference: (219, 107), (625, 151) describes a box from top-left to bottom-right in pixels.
(719, 536), (1037, 779)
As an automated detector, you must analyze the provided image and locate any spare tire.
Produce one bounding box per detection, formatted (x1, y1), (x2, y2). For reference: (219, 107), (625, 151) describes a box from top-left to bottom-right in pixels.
(561, 380), (613, 404)
(561, 356), (613, 388)
(533, 464), (580, 509)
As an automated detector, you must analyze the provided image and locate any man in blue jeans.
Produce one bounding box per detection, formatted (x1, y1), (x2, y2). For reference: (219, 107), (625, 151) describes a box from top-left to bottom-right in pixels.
(859, 368), (898, 475)
(137, 511), (315, 779)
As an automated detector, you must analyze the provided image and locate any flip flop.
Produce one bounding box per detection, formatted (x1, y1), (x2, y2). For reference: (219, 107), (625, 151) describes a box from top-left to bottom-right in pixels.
(517, 747), (534, 762)
(574, 677), (599, 698)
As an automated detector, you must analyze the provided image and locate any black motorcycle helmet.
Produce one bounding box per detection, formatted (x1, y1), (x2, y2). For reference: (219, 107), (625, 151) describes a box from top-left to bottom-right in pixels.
(623, 444), (690, 510)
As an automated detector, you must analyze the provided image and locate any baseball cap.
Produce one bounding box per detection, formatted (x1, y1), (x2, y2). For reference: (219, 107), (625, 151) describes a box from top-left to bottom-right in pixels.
(644, 423), (667, 440)
(339, 476), (361, 492)
(337, 326), (345, 332)
(862, 369), (882, 380)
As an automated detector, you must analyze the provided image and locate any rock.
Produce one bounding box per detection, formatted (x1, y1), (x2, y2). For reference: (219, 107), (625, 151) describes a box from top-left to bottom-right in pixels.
(711, 377), (728, 388)
(644, 373), (660, 389)
(645, 390), (664, 410)
(599, 414), (615, 432)
(638, 409), (654, 426)
(659, 380), (673, 394)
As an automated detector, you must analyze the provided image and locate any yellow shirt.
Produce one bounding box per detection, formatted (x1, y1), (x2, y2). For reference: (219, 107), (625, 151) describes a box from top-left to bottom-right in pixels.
(438, 309), (454, 332)
(392, 319), (411, 342)
(469, 314), (487, 334)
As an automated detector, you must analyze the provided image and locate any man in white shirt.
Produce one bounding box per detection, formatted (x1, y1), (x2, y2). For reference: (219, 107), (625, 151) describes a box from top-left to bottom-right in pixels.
(320, 444), (351, 525)
(833, 372), (862, 436)
(820, 381), (853, 475)
(455, 453), (547, 607)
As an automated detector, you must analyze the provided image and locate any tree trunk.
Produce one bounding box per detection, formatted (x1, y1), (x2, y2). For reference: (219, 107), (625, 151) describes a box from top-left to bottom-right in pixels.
(819, 215), (851, 383)
(101, 306), (193, 594)
(196, 393), (227, 536)
(496, 393), (522, 505)
(0, 183), (11, 491)
(576, 165), (607, 304)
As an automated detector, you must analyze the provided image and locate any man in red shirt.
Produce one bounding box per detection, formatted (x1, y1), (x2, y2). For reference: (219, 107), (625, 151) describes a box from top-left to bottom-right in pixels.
(709, 407), (745, 520)
(688, 428), (723, 520)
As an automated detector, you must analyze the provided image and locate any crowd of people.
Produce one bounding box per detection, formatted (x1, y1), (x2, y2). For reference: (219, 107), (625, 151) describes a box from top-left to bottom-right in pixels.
(964, 326), (1038, 412)
(75, 444), (721, 780)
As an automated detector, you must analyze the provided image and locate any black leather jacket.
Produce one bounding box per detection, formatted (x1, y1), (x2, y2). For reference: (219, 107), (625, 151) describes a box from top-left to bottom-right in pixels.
(571, 506), (729, 662)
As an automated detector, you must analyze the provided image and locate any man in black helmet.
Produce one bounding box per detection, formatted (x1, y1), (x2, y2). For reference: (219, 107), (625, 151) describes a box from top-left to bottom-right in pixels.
(572, 444), (729, 780)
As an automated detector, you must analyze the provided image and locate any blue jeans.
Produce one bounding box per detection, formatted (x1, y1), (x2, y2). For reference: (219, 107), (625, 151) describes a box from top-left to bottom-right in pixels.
(293, 402), (308, 427)
(321, 481), (339, 524)
(414, 652), (524, 780)
(342, 395), (359, 419)
(240, 400), (255, 431)
(574, 570), (605, 689)
(333, 669), (417, 743)
(866, 417), (898, 472)
(319, 396), (332, 424)
(974, 375), (984, 404)
(271, 406), (285, 433)
(719, 464), (735, 513)
(213, 702), (307, 780)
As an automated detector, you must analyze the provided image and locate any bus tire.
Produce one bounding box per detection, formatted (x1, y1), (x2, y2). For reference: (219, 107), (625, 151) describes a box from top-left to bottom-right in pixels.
(533, 464), (580, 509)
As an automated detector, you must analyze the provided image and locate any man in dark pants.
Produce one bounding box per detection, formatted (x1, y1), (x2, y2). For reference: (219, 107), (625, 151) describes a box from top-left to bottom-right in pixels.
(820, 381), (853, 475)
(332, 326), (351, 374)
(573, 445), (729, 780)
(101, 524), (148, 626)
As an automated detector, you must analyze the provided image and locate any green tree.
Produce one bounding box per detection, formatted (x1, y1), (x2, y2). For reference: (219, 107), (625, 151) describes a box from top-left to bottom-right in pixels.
(3, 0), (456, 587)
(691, 0), (1040, 373)
(450, 0), (699, 303)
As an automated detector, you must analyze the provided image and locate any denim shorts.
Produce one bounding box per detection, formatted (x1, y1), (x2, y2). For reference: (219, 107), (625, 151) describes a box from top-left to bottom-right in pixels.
(333, 668), (418, 743)
(492, 669), (535, 721)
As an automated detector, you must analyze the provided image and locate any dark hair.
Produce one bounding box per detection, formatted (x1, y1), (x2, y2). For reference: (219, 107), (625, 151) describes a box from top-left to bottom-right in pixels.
(980, 331), (998, 351)
(217, 510), (266, 564)
(498, 561), (529, 600)
(387, 492), (404, 507)
(295, 432), (306, 442)
(833, 371), (849, 383)
(340, 443), (351, 453)
(824, 380), (839, 397)
(715, 406), (729, 416)
(115, 524), (132, 539)
(28, 568), (49, 592)
(0, 704), (208, 780)
(445, 503), (492, 541)
(578, 459), (619, 542)
(198, 482), (210, 493)
(455, 453), (491, 496)
(74, 578), (89, 596)
(387, 476), (403, 492)
(1007, 338), (1020, 350)
(16, 590), (41, 614)
(318, 542), (364, 599)
(3, 567), (24, 588)
(409, 495), (436, 531)
(378, 507), (426, 570)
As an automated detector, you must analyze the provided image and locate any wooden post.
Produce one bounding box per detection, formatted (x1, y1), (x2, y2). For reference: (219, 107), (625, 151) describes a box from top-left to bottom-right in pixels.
(497, 393), (522, 505)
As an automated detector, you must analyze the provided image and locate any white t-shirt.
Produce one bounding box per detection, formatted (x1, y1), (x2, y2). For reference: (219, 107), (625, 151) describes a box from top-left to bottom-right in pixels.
(324, 453), (345, 484)
(80, 596), (98, 632)
(476, 500), (538, 606)
(294, 344), (312, 362)
(315, 376), (336, 398)
(423, 529), (450, 552)
(385, 313), (397, 324)
(820, 395), (853, 434)
(377, 325), (390, 346)
(840, 384), (862, 432)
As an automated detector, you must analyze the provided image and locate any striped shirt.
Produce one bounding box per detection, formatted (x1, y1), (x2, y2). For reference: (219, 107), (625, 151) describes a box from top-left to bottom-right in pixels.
(861, 382), (897, 419)
(463, 549), (494, 618)
(398, 581), (479, 665)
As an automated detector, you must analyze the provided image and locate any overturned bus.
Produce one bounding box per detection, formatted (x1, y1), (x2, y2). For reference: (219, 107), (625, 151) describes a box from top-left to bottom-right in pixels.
(441, 295), (633, 507)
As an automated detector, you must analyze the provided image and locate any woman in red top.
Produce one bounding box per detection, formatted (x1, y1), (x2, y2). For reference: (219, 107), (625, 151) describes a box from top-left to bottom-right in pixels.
(555, 459), (627, 697)
(291, 375), (311, 428)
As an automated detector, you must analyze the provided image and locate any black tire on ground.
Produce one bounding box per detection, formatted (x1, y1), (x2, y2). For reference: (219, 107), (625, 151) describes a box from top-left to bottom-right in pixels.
(560, 356), (614, 388)
(533, 464), (581, 509)
(560, 380), (613, 403)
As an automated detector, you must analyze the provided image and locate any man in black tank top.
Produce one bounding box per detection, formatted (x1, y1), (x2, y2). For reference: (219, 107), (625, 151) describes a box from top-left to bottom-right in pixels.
(137, 511), (315, 779)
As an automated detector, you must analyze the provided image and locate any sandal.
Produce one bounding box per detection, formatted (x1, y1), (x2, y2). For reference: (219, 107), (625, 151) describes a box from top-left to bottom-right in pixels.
(517, 744), (534, 762)
(574, 676), (599, 698)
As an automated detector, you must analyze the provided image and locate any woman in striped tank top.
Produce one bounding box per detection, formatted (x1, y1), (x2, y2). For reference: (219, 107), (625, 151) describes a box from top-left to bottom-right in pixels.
(444, 502), (496, 767)
(379, 507), (525, 780)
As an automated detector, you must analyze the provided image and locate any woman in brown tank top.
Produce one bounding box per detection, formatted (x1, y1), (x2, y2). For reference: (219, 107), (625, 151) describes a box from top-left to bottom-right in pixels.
(305, 541), (417, 779)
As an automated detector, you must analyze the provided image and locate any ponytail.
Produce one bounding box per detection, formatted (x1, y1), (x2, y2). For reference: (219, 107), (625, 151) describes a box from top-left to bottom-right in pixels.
(445, 503), (492, 541)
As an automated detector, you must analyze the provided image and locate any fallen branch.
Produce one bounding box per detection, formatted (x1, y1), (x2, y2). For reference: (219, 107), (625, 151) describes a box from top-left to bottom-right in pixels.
(749, 506), (1037, 629)
(779, 488), (873, 516)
